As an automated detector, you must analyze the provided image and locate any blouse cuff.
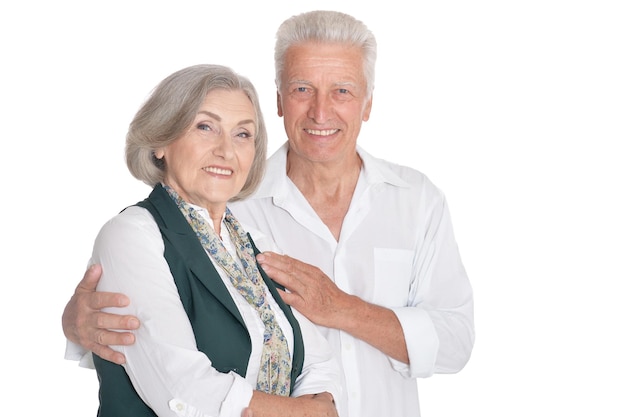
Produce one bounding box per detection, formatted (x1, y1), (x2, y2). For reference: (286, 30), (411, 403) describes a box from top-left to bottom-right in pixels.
(167, 373), (253, 417)
(218, 373), (254, 417)
(64, 339), (95, 369)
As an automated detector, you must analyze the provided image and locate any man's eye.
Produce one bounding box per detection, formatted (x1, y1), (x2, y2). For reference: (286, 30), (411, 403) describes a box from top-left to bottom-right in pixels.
(296, 87), (308, 93)
(338, 88), (349, 94)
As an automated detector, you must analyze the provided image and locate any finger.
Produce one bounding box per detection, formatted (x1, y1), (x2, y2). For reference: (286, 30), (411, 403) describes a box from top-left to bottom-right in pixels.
(91, 343), (128, 365)
(256, 252), (293, 273)
(62, 292), (136, 345)
(75, 265), (130, 309)
(92, 327), (136, 347)
(91, 311), (140, 331)
(76, 264), (103, 292)
(259, 253), (319, 279)
(76, 316), (136, 353)
(261, 263), (299, 291)
(88, 291), (131, 310)
(258, 253), (308, 283)
(276, 288), (302, 309)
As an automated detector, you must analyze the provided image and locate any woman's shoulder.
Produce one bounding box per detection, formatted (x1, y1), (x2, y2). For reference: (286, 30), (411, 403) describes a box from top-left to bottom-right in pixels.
(96, 205), (159, 241)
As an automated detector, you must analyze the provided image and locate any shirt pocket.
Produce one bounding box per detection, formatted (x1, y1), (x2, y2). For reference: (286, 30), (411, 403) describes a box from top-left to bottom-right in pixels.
(373, 248), (413, 307)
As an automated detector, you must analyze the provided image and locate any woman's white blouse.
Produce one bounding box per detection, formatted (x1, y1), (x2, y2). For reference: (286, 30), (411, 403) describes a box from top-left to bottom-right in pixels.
(70, 205), (341, 417)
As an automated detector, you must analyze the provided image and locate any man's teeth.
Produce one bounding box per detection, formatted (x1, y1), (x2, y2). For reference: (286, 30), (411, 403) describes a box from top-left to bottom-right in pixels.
(204, 167), (233, 175)
(306, 129), (338, 136)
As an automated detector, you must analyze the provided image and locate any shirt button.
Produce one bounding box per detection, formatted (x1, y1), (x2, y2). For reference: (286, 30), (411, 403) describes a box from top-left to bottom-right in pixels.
(169, 399), (187, 414)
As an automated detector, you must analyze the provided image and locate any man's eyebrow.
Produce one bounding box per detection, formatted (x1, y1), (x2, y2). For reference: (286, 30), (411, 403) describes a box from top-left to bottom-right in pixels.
(287, 79), (312, 85)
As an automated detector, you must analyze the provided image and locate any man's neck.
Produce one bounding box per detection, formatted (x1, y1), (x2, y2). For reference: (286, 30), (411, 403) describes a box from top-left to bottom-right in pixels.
(286, 151), (362, 240)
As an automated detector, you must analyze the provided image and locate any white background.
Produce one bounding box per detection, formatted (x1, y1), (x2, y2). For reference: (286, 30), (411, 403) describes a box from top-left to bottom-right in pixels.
(1, 1), (625, 416)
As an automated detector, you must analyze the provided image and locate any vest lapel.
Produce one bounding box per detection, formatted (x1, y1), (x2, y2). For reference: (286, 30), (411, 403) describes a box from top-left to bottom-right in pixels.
(142, 184), (245, 327)
(248, 233), (305, 389)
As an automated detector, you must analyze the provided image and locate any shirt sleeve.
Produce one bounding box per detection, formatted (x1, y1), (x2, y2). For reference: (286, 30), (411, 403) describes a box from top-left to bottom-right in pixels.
(91, 206), (253, 417)
(392, 194), (475, 378)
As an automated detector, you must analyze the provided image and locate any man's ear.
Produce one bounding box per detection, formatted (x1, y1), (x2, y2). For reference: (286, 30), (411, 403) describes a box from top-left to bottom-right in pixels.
(363, 94), (373, 122)
(277, 91), (284, 117)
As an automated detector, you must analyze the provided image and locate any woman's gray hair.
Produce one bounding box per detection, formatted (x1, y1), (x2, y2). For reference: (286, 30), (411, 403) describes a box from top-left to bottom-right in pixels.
(125, 64), (267, 201)
(274, 10), (377, 96)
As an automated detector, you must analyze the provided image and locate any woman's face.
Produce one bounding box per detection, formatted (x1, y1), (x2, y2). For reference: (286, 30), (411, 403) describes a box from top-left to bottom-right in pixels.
(155, 89), (257, 215)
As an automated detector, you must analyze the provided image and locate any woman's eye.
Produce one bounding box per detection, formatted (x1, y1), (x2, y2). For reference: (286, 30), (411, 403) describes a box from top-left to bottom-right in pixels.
(236, 131), (254, 139)
(198, 123), (212, 131)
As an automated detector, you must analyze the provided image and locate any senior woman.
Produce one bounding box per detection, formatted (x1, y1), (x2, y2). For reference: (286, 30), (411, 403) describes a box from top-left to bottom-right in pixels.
(88, 64), (340, 417)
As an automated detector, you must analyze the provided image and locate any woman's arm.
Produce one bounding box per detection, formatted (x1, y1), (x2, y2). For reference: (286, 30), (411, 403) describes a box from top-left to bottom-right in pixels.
(93, 206), (253, 416)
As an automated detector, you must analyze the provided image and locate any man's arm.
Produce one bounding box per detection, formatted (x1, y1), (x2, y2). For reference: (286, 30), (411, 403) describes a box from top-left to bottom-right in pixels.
(256, 252), (409, 364)
(249, 391), (337, 417)
(61, 264), (139, 365)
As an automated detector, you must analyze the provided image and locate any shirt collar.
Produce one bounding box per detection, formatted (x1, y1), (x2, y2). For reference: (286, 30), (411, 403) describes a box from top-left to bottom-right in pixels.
(249, 141), (411, 201)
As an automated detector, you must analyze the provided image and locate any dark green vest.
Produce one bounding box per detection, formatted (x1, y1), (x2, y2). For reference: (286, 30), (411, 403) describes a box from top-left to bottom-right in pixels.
(94, 184), (304, 416)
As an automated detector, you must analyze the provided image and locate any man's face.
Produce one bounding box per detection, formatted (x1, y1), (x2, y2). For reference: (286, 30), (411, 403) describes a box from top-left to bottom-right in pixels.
(277, 41), (373, 165)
